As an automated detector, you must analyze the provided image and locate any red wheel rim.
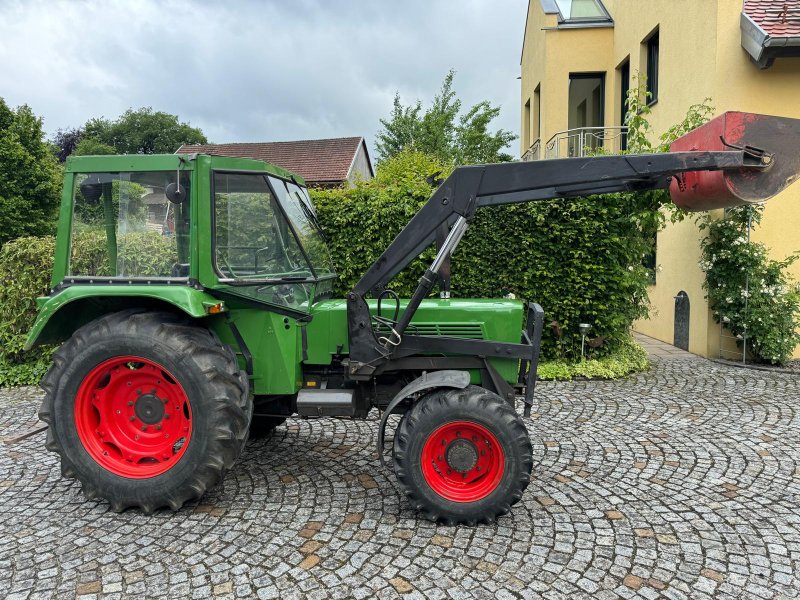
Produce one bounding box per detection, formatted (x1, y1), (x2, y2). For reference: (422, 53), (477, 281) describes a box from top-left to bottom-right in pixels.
(74, 356), (192, 479)
(420, 420), (505, 502)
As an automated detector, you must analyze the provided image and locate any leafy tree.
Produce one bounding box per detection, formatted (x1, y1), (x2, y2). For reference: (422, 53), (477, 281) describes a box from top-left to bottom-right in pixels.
(51, 127), (83, 162)
(73, 137), (116, 156)
(83, 107), (207, 154)
(0, 98), (61, 245)
(376, 70), (517, 165)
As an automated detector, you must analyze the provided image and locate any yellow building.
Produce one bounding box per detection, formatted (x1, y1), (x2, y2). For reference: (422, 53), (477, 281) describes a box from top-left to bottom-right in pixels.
(520, 0), (800, 358)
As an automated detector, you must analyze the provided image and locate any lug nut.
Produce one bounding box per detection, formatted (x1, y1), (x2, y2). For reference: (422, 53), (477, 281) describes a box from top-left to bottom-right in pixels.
(129, 416), (135, 422)
(127, 401), (133, 407)
(141, 426), (148, 432)
(156, 425), (162, 431)
(476, 466), (481, 472)
(136, 389), (142, 395)
(164, 413), (170, 419)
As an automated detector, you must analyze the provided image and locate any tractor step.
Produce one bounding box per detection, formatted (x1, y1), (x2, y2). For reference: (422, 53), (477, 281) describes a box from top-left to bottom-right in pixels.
(296, 389), (356, 417)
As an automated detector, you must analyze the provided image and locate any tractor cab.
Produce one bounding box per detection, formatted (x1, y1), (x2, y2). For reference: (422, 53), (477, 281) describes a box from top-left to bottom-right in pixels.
(42, 154), (335, 318)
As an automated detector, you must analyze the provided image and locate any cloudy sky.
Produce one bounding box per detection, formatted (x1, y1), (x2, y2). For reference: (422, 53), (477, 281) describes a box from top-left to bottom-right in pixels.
(0, 0), (527, 158)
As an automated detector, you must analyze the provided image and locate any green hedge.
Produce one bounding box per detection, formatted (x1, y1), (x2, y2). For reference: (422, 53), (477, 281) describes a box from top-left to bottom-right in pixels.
(0, 230), (176, 386)
(312, 150), (654, 360)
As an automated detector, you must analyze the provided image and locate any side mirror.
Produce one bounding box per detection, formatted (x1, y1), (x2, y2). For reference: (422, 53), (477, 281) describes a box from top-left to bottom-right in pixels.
(79, 175), (103, 204)
(165, 182), (187, 204)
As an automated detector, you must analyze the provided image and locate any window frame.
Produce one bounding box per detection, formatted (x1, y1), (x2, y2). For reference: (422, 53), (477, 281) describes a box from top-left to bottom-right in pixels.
(555, 0), (612, 24)
(209, 169), (335, 287)
(65, 168), (194, 285)
(645, 30), (660, 106)
(618, 58), (630, 151)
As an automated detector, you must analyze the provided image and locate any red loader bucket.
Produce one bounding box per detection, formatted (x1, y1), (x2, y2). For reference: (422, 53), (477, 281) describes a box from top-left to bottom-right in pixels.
(669, 111), (800, 211)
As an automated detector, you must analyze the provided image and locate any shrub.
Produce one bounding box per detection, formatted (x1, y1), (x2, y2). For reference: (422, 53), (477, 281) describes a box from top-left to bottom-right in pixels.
(0, 236), (56, 386)
(0, 230), (177, 386)
(537, 335), (650, 381)
(699, 205), (800, 364)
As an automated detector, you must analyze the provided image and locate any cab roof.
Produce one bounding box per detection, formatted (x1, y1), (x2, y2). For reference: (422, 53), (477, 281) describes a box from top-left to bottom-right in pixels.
(63, 153), (306, 186)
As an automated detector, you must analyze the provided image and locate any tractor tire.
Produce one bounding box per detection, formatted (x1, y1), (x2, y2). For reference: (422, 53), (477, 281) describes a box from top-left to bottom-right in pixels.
(393, 385), (532, 525)
(248, 415), (286, 439)
(38, 309), (252, 514)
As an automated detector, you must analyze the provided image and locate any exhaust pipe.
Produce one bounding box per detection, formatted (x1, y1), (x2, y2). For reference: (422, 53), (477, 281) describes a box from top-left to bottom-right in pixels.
(669, 111), (800, 211)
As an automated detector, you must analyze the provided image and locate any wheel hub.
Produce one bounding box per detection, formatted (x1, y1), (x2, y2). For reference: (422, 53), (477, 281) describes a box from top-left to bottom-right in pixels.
(74, 356), (192, 479)
(134, 393), (165, 425)
(420, 420), (506, 502)
(445, 439), (478, 473)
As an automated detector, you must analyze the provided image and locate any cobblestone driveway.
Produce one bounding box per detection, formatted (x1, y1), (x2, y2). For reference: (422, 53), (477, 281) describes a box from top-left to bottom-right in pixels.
(1, 357), (799, 599)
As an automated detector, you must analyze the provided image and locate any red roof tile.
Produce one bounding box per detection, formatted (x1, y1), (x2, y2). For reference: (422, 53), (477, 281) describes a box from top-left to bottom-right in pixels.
(177, 136), (372, 185)
(744, 0), (800, 37)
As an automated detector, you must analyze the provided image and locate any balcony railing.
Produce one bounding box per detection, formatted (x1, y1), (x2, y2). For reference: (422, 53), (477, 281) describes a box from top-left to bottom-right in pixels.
(521, 127), (628, 161)
(521, 139), (541, 162)
(545, 126), (628, 159)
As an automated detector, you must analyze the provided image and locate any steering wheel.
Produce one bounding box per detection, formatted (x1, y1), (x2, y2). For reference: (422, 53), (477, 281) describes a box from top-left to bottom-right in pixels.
(217, 251), (240, 278)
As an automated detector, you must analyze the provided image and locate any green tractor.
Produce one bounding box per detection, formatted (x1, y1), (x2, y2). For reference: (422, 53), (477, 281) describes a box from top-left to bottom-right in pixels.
(27, 112), (800, 523)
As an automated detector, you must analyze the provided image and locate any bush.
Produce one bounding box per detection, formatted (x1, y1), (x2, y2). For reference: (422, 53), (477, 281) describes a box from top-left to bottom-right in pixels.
(312, 150), (654, 360)
(537, 336), (650, 381)
(699, 205), (800, 365)
(0, 230), (177, 386)
(0, 236), (56, 386)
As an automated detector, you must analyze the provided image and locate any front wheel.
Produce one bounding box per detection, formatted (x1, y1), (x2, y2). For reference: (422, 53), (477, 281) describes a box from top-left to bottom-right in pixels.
(393, 385), (532, 524)
(39, 309), (252, 513)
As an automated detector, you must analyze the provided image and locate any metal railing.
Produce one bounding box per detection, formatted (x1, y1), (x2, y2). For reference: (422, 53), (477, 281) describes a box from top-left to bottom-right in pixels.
(544, 126), (628, 159)
(521, 139), (541, 162)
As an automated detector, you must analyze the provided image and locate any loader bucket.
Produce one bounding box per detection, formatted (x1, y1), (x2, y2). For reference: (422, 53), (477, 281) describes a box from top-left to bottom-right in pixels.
(669, 111), (800, 211)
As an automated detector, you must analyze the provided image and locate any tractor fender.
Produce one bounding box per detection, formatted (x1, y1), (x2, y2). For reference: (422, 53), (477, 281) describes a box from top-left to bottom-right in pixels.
(24, 285), (220, 351)
(376, 370), (471, 466)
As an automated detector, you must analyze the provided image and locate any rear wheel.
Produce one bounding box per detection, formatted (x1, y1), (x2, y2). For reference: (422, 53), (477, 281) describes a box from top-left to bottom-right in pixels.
(393, 385), (532, 524)
(39, 309), (252, 513)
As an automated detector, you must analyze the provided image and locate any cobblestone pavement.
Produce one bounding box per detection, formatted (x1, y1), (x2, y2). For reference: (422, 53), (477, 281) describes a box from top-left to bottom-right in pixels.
(1, 357), (800, 599)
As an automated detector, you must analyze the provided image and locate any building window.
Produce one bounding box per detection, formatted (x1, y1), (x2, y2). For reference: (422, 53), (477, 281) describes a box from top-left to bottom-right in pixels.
(555, 0), (612, 24)
(533, 85), (541, 141)
(523, 99), (531, 149)
(568, 73), (605, 156)
(645, 30), (659, 105)
(618, 59), (630, 150)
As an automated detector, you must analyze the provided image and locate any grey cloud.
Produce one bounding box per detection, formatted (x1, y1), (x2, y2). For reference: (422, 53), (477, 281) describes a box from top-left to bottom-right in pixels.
(0, 0), (525, 157)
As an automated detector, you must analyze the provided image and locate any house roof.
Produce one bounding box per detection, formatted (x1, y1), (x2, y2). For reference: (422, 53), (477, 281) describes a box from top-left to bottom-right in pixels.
(743, 0), (800, 37)
(741, 0), (800, 68)
(177, 136), (373, 184)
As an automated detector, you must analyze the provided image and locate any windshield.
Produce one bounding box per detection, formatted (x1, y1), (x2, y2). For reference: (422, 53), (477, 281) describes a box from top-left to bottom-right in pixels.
(268, 177), (334, 275)
(213, 172), (335, 310)
(214, 172), (309, 280)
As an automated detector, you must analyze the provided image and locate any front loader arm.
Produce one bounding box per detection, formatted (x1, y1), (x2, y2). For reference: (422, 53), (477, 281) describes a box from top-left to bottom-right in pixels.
(353, 150), (757, 296)
(345, 149), (768, 391)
